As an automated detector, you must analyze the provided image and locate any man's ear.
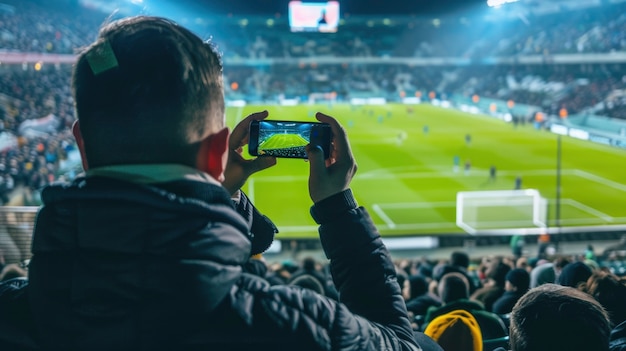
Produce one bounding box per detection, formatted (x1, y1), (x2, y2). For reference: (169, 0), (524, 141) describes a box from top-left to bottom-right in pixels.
(72, 120), (89, 171)
(196, 127), (230, 182)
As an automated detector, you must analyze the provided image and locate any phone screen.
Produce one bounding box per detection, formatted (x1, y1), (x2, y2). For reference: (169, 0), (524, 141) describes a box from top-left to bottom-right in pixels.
(249, 120), (332, 159)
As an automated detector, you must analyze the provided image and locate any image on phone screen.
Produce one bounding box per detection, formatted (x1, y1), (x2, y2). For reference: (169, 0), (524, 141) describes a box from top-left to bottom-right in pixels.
(249, 120), (331, 159)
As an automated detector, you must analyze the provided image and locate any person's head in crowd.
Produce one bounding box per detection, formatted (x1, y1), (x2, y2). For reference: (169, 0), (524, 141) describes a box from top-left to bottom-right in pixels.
(72, 16), (227, 175)
(451, 251), (470, 269)
(418, 263), (434, 279)
(530, 260), (556, 288)
(553, 256), (571, 278)
(526, 257), (539, 270)
(424, 309), (483, 351)
(484, 257), (512, 288)
(509, 284), (611, 351)
(505, 268), (530, 293)
(515, 257), (530, 272)
(289, 274), (325, 295)
(557, 261), (593, 288)
(281, 260), (300, 274)
(302, 256), (318, 272)
(583, 271), (626, 328)
(438, 272), (470, 303)
(266, 264), (292, 285)
(408, 274), (430, 300)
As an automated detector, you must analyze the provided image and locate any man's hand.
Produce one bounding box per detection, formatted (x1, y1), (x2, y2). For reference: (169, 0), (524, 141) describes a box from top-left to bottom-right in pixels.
(306, 112), (357, 203)
(222, 111), (276, 195)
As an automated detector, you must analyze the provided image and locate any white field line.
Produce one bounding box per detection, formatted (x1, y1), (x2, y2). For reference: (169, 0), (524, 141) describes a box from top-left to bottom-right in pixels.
(233, 106), (245, 125)
(277, 222), (458, 233)
(372, 204), (396, 229)
(574, 170), (626, 193)
(555, 217), (626, 225)
(358, 169), (571, 180)
(252, 169), (579, 182)
(380, 201), (456, 209)
(248, 169), (625, 232)
(275, 217), (626, 233)
(561, 199), (614, 222)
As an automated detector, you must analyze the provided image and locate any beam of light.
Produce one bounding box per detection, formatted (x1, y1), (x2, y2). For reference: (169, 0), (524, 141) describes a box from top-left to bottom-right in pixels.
(487, 0), (520, 8)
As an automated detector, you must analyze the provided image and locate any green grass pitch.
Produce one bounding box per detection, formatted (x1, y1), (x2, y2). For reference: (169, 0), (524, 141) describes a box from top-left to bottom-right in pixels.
(226, 103), (626, 239)
(259, 134), (308, 151)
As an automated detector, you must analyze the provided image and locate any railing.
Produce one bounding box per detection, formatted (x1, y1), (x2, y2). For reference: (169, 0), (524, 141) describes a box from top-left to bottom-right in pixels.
(0, 206), (38, 264)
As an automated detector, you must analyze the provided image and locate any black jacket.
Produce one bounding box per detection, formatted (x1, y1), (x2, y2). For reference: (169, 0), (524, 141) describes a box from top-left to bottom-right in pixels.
(0, 176), (419, 351)
(492, 290), (525, 315)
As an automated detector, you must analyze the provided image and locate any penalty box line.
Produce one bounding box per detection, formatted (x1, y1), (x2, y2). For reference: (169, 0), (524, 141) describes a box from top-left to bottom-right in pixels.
(372, 197), (616, 230)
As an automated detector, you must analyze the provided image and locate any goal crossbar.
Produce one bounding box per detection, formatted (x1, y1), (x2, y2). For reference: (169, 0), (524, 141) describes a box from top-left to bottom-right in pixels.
(456, 189), (548, 235)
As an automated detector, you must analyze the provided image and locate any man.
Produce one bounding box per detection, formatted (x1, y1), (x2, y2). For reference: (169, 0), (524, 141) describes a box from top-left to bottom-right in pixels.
(489, 165), (496, 181)
(424, 273), (506, 340)
(507, 284), (611, 351)
(470, 257), (511, 312)
(492, 268), (530, 315)
(433, 251), (480, 294)
(0, 17), (419, 351)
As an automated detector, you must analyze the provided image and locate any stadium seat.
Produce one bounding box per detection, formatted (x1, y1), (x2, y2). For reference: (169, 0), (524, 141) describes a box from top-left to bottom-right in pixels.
(471, 311), (508, 340)
(483, 336), (510, 351)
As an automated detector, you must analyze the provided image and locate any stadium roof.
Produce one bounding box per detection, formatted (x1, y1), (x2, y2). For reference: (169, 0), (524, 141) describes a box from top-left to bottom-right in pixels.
(181, 0), (487, 16)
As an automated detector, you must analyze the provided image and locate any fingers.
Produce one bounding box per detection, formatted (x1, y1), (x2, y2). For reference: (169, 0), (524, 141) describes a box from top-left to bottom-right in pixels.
(315, 112), (352, 161)
(229, 110), (269, 149)
(306, 144), (326, 178)
(247, 155), (277, 174)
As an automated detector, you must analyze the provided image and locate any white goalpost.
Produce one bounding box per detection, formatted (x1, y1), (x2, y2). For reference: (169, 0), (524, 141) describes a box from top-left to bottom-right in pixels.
(456, 189), (548, 235)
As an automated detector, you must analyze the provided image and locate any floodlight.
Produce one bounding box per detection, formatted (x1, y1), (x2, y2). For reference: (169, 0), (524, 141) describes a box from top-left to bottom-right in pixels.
(487, 0), (519, 8)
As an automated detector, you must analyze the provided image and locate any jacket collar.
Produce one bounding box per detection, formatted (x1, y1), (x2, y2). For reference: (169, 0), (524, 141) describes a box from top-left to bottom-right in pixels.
(86, 163), (221, 186)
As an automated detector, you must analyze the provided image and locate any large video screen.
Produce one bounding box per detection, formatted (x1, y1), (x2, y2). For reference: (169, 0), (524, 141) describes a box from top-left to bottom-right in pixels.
(289, 1), (340, 33)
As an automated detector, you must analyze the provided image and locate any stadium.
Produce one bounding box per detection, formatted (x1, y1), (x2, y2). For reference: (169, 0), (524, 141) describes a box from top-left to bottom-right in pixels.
(0, 0), (624, 253)
(0, 0), (626, 349)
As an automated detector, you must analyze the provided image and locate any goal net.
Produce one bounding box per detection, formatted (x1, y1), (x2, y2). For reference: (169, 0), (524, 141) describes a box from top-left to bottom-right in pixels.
(456, 189), (548, 235)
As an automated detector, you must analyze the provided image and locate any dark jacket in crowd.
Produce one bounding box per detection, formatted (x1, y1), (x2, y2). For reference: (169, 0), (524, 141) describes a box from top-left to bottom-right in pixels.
(0, 176), (419, 351)
(611, 319), (626, 351)
(406, 295), (442, 317)
(492, 290), (524, 315)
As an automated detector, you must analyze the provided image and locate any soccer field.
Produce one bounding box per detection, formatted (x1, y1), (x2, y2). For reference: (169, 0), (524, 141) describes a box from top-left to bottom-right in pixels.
(226, 103), (626, 239)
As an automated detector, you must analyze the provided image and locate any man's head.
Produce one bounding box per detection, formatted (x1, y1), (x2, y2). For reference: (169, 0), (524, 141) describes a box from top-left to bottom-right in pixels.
(509, 284), (610, 351)
(438, 272), (469, 304)
(505, 268), (530, 293)
(424, 310), (482, 351)
(72, 16), (226, 177)
(450, 251), (470, 269)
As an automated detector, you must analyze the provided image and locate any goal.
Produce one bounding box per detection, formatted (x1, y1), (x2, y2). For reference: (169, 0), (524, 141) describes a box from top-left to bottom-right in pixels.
(456, 189), (548, 235)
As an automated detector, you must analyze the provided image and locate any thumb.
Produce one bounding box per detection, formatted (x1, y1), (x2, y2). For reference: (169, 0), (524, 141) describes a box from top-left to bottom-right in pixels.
(306, 144), (326, 177)
(248, 155), (277, 174)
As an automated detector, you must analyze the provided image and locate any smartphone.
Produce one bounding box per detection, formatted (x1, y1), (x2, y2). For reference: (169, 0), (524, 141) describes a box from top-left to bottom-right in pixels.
(249, 120), (332, 159)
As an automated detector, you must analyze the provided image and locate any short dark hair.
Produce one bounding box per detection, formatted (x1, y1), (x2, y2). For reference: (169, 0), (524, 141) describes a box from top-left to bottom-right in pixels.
(73, 16), (224, 168)
(509, 284), (610, 351)
(583, 271), (626, 328)
(438, 272), (469, 303)
(450, 251), (470, 269)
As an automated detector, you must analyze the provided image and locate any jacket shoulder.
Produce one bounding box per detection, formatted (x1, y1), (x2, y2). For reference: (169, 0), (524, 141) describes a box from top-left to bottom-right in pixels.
(229, 274), (386, 351)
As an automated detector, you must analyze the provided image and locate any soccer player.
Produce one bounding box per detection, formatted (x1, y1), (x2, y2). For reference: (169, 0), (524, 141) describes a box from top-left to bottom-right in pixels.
(489, 165), (497, 182)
